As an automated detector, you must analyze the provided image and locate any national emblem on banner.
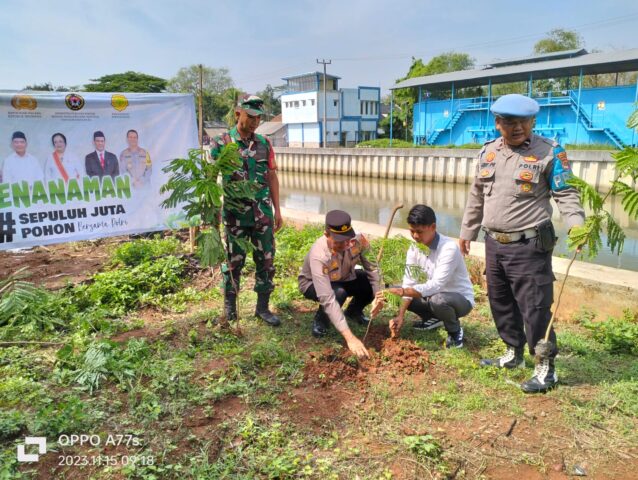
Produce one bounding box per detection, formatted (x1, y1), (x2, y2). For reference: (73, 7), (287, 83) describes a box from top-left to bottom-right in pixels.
(111, 94), (129, 112)
(11, 95), (37, 110)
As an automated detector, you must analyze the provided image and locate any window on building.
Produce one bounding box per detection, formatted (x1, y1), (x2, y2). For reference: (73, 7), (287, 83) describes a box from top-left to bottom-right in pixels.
(302, 100), (306, 106)
(333, 99), (339, 107)
(310, 99), (315, 106)
(294, 101), (299, 108)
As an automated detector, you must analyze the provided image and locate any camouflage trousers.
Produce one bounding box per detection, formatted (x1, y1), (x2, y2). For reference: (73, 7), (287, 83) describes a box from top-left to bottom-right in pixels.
(223, 222), (276, 294)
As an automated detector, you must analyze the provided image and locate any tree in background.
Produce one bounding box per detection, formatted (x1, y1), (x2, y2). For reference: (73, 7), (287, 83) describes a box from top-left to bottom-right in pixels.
(23, 82), (74, 92)
(531, 29), (585, 93)
(256, 84), (284, 121)
(533, 28), (584, 54)
(167, 65), (237, 123)
(381, 52), (474, 140)
(84, 72), (167, 92)
(222, 88), (245, 127)
(168, 65), (233, 94)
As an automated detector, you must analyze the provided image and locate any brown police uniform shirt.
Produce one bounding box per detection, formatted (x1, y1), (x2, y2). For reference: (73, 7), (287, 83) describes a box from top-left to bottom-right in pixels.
(460, 134), (585, 240)
(298, 234), (380, 332)
(119, 147), (152, 185)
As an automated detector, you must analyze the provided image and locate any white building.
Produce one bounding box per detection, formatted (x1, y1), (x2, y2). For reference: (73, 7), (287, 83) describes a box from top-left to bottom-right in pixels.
(280, 72), (380, 147)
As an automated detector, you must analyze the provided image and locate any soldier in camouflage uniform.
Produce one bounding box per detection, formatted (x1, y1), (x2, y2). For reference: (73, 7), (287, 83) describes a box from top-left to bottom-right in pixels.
(210, 96), (282, 326)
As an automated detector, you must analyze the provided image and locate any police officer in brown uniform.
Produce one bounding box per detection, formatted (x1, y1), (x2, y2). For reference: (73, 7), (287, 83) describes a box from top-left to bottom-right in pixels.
(298, 210), (381, 359)
(119, 129), (152, 188)
(459, 94), (585, 393)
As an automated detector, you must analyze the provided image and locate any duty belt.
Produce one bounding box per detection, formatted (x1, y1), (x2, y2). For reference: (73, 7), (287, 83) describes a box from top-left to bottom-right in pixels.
(484, 227), (537, 244)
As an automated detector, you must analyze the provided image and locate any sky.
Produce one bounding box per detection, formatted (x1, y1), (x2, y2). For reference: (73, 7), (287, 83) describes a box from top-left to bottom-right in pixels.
(1, 0), (637, 95)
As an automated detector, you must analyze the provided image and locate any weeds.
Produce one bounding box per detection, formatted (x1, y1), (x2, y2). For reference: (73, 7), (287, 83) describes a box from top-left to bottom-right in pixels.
(583, 310), (638, 355)
(111, 235), (183, 266)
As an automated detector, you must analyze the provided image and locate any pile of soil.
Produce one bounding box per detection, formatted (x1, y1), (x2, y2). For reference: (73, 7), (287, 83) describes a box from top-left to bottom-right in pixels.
(304, 324), (432, 386)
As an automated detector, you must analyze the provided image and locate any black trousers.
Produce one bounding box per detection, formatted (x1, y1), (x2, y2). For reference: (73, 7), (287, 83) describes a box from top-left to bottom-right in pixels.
(302, 270), (374, 315)
(485, 235), (557, 357)
(408, 292), (472, 334)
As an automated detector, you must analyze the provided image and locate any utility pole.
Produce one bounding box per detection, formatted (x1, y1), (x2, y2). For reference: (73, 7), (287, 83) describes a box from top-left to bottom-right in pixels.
(316, 59), (331, 148)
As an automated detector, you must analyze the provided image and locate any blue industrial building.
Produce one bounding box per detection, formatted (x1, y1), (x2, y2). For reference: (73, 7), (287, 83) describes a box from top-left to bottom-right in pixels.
(391, 49), (638, 148)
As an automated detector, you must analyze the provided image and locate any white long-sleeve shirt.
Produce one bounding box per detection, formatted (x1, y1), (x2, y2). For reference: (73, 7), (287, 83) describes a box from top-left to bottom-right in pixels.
(402, 233), (475, 306)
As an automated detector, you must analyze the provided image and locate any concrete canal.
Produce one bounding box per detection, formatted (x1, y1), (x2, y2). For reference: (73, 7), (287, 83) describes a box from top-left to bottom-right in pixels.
(278, 171), (638, 271)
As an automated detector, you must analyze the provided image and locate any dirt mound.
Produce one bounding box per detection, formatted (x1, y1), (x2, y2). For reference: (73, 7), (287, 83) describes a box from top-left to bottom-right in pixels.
(304, 325), (433, 387)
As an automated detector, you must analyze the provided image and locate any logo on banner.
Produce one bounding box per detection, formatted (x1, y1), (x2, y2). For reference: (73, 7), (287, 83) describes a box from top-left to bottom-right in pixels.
(11, 95), (37, 110)
(111, 94), (129, 112)
(65, 93), (85, 111)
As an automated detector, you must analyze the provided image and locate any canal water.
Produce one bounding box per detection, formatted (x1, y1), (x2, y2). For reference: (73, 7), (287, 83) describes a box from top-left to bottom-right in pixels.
(279, 171), (638, 272)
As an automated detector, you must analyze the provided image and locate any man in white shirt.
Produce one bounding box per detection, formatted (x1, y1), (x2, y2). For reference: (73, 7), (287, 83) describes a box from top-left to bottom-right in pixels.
(384, 205), (474, 348)
(2, 131), (44, 185)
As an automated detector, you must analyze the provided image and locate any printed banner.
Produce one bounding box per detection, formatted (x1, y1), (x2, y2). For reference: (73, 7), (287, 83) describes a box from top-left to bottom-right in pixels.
(0, 92), (199, 250)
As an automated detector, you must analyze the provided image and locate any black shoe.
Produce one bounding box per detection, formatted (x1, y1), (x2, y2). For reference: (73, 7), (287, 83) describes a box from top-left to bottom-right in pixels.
(521, 358), (558, 393)
(480, 346), (525, 369)
(312, 309), (329, 338)
(413, 318), (443, 331)
(345, 311), (370, 326)
(224, 291), (237, 321)
(445, 328), (464, 349)
(255, 292), (280, 327)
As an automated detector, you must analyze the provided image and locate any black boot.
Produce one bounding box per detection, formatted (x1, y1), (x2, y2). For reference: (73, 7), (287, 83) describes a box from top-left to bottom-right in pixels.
(480, 346), (525, 369)
(255, 292), (280, 327)
(521, 358), (558, 393)
(224, 290), (237, 321)
(312, 308), (330, 338)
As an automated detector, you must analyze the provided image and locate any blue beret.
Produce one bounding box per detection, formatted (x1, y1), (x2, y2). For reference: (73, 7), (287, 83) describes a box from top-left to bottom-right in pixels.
(490, 94), (539, 118)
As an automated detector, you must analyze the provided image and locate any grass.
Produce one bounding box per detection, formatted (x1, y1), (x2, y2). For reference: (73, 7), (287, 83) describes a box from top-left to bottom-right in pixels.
(0, 229), (636, 479)
(356, 138), (483, 149)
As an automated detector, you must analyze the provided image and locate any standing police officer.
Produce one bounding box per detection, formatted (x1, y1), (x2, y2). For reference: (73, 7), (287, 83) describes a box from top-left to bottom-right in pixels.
(459, 94), (585, 393)
(211, 96), (283, 327)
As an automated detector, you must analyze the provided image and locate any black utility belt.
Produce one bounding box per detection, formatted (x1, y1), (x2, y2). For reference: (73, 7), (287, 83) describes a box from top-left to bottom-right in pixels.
(484, 227), (537, 244)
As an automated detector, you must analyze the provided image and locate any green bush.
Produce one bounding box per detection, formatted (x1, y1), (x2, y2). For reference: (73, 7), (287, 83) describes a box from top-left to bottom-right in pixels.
(56, 338), (152, 394)
(584, 310), (638, 355)
(111, 236), (183, 266)
(356, 138), (482, 149)
(274, 224), (324, 277)
(0, 410), (27, 441)
(29, 396), (93, 437)
(77, 256), (186, 315)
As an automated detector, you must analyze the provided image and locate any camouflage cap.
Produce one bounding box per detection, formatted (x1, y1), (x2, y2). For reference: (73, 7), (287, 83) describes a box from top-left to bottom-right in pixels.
(238, 95), (264, 116)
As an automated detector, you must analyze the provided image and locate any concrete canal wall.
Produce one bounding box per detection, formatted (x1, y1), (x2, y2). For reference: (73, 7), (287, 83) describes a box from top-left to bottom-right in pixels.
(275, 147), (623, 192)
(281, 207), (638, 320)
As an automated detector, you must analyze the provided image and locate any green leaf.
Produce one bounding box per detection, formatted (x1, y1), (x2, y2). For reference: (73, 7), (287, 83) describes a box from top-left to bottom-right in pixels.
(604, 210), (626, 255)
(612, 147), (638, 181)
(196, 229), (225, 267)
(568, 215), (603, 258)
(567, 176), (604, 211)
(627, 108), (638, 130)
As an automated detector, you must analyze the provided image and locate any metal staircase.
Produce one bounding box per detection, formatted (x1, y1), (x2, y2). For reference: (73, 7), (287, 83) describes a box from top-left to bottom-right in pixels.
(427, 109), (463, 144)
(568, 91), (624, 149)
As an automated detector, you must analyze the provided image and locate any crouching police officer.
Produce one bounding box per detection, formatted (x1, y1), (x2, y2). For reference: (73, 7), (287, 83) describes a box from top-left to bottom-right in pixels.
(298, 210), (382, 359)
(459, 94), (585, 393)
